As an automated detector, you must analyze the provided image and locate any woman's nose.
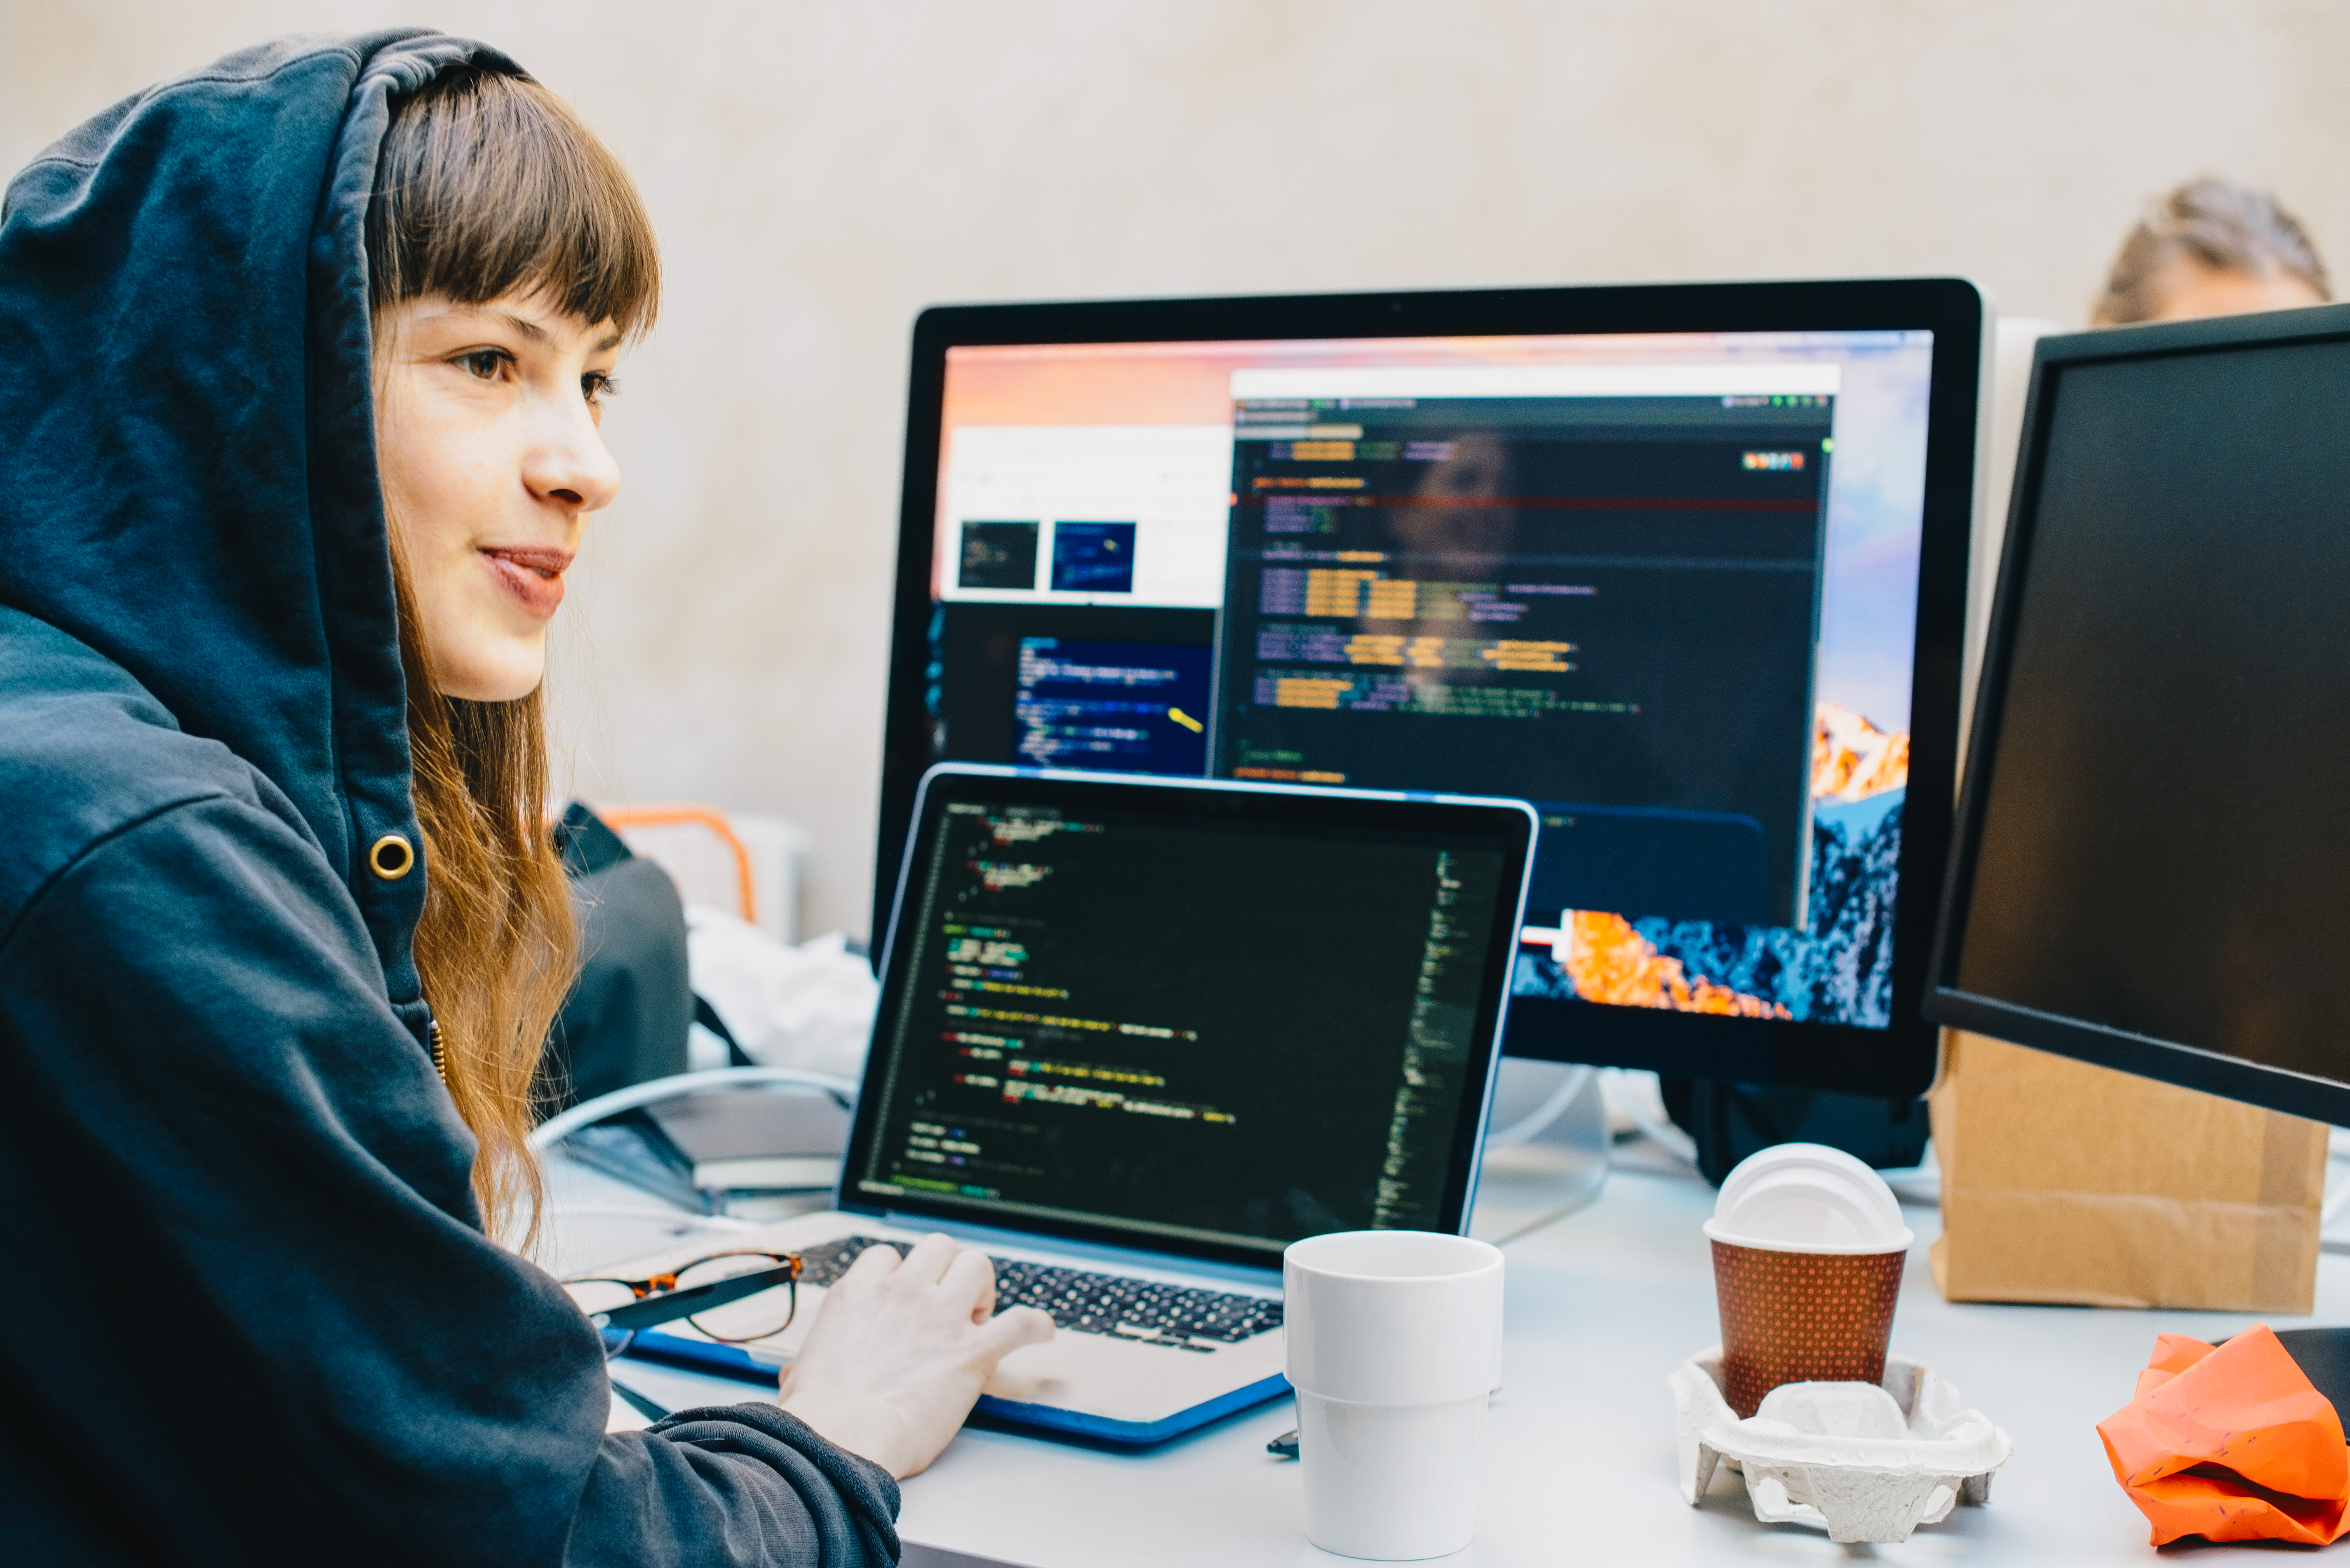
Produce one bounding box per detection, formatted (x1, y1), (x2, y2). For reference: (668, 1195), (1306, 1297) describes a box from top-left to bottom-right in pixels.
(526, 393), (623, 514)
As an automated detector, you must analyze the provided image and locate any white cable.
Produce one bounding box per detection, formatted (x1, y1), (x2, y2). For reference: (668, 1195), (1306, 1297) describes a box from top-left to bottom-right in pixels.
(545, 1204), (759, 1232)
(1485, 1065), (1594, 1150)
(1602, 1067), (1700, 1168)
(530, 1066), (859, 1153)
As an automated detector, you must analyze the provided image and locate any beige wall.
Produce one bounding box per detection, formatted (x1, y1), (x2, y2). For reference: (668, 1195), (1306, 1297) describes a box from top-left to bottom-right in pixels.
(6, 0), (2344, 938)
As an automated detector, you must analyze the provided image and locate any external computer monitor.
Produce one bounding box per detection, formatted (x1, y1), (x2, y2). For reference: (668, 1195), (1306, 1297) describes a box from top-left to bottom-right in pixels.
(1929, 303), (2350, 1123)
(879, 281), (1984, 1098)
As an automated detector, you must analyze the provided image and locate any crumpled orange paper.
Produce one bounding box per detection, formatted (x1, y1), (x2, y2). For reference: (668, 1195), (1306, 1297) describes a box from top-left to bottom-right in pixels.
(2097, 1324), (2350, 1546)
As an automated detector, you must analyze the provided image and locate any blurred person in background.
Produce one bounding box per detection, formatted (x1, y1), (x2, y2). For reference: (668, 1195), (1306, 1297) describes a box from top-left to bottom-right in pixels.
(2092, 176), (2329, 326)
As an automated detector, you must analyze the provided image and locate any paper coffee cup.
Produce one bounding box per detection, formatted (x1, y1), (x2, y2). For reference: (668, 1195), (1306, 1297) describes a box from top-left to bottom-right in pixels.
(1285, 1230), (1504, 1561)
(1703, 1143), (1913, 1419)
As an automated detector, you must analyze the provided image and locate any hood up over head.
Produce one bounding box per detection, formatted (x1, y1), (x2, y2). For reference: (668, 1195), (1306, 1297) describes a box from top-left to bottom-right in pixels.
(0, 29), (524, 1003)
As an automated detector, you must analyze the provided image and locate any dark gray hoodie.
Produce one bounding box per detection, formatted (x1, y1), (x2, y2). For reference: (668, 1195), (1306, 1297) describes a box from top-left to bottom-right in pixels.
(0, 31), (897, 1566)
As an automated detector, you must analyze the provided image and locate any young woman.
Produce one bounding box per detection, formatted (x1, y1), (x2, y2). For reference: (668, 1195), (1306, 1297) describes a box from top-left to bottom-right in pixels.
(0, 31), (1045, 1564)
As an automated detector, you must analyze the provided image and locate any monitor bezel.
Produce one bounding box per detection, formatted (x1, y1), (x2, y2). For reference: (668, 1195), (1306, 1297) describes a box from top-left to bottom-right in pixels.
(878, 279), (1985, 1099)
(1925, 302), (2350, 1124)
(841, 764), (1538, 1270)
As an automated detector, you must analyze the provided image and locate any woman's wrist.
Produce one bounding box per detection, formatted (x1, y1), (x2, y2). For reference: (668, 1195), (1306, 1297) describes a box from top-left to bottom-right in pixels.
(778, 1388), (905, 1476)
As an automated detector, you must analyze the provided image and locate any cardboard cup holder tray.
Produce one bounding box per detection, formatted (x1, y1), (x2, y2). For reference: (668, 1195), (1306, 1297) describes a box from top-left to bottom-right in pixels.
(1668, 1347), (2012, 1545)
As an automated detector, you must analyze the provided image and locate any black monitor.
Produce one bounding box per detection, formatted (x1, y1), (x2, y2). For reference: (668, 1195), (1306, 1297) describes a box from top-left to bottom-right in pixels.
(878, 281), (1984, 1099)
(1928, 304), (2350, 1124)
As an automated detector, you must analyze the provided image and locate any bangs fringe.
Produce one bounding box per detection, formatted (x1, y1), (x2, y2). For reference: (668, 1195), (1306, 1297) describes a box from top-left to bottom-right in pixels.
(369, 67), (659, 338)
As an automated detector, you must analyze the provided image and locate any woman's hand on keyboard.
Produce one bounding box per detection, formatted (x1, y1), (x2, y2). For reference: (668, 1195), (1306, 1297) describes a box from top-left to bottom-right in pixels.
(776, 1232), (1054, 1477)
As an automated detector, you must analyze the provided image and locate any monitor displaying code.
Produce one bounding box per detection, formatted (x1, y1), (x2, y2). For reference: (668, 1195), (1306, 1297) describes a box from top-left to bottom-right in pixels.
(1215, 390), (1830, 928)
(856, 794), (1508, 1252)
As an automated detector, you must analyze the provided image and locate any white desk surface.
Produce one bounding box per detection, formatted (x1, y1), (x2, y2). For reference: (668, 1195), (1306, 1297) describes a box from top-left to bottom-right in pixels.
(580, 1150), (2350, 1567)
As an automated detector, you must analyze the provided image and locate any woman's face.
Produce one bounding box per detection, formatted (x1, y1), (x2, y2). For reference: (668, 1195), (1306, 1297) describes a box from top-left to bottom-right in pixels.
(375, 291), (623, 701)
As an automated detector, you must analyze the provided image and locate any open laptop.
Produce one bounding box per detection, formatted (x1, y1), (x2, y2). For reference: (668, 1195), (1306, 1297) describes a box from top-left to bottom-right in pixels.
(595, 764), (1535, 1442)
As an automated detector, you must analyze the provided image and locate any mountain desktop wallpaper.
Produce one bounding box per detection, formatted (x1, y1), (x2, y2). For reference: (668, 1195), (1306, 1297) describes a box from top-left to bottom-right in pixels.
(1513, 703), (1908, 1029)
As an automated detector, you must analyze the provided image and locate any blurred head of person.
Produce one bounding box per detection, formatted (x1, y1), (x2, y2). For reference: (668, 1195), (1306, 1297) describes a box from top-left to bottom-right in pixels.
(2093, 176), (2330, 326)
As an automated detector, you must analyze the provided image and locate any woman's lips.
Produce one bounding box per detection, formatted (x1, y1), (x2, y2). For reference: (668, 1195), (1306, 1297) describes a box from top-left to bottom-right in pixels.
(480, 547), (572, 618)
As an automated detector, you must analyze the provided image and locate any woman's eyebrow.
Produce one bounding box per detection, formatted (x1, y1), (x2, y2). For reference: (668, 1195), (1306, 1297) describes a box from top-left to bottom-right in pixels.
(431, 305), (617, 354)
(419, 305), (548, 344)
(491, 311), (620, 355)
(491, 310), (550, 344)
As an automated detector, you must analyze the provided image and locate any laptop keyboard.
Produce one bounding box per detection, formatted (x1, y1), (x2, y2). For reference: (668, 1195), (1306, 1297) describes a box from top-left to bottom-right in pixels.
(795, 1236), (1283, 1348)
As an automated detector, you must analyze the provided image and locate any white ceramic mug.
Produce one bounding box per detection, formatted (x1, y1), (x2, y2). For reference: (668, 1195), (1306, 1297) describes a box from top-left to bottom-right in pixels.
(1284, 1230), (1505, 1561)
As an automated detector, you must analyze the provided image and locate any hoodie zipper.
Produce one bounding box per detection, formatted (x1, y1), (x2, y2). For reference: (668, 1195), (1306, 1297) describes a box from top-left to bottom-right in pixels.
(428, 1018), (448, 1084)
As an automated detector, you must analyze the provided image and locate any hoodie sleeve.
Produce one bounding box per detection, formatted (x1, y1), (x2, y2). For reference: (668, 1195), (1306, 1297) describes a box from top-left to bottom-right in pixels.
(0, 787), (899, 1567)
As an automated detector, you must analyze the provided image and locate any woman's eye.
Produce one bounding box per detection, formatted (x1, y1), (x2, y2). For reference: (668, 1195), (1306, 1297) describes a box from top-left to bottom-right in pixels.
(583, 372), (620, 406)
(458, 350), (510, 381)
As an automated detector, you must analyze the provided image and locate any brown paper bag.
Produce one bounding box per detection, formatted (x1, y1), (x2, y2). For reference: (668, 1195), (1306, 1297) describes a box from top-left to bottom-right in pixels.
(1930, 1031), (2328, 1312)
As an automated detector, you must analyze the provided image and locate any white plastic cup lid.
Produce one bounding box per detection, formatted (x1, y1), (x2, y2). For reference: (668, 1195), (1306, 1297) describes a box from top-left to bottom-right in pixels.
(1703, 1141), (1913, 1256)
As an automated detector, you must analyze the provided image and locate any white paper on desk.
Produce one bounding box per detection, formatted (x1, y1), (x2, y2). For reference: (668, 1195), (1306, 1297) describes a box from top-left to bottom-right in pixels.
(686, 909), (875, 1081)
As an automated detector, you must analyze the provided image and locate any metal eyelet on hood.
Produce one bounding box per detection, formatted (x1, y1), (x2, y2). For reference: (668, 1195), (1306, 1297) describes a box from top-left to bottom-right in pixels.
(369, 833), (416, 880)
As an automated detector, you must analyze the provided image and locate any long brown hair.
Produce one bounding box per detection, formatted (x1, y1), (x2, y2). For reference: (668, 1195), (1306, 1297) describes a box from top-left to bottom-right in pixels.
(367, 67), (660, 1246)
